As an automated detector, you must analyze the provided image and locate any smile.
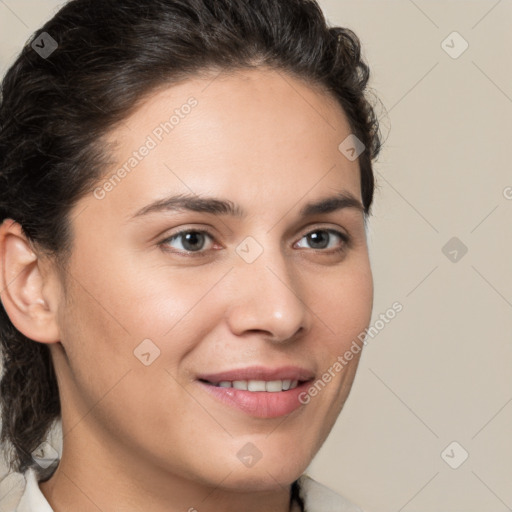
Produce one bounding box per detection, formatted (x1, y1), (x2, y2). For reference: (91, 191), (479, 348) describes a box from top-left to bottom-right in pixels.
(203, 379), (301, 392)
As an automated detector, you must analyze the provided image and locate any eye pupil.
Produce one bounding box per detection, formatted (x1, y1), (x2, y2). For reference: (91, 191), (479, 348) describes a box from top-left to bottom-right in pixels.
(308, 231), (329, 249)
(182, 232), (204, 251)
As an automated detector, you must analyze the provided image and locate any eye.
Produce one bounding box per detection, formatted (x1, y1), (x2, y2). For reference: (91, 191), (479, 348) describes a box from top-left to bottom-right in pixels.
(160, 229), (216, 254)
(158, 227), (349, 256)
(295, 228), (349, 252)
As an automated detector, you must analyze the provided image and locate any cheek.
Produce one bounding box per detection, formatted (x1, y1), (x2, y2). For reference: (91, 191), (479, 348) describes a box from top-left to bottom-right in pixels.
(316, 257), (373, 349)
(65, 243), (214, 346)
(57, 279), (132, 390)
(57, 251), (233, 421)
(56, 279), (186, 442)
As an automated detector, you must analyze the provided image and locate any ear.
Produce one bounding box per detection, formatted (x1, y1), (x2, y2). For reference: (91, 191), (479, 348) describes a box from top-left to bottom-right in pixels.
(0, 219), (61, 343)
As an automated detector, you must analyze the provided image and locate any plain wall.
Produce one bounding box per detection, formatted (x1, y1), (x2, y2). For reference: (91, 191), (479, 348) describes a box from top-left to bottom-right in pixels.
(0, 1), (511, 511)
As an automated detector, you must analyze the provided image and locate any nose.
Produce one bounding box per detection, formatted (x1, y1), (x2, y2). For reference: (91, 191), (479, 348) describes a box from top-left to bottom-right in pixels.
(224, 243), (313, 343)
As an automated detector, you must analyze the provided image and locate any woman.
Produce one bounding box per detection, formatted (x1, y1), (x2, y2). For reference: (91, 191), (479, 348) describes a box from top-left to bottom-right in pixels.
(0, 0), (382, 510)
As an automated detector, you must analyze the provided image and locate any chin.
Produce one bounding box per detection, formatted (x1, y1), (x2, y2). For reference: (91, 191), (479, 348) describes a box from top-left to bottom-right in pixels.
(227, 447), (311, 490)
(221, 464), (307, 493)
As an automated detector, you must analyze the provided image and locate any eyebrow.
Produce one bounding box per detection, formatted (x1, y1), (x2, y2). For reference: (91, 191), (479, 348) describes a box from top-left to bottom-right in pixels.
(128, 191), (365, 221)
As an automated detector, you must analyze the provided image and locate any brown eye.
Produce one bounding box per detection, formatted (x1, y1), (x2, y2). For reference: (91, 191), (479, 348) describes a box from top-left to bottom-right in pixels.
(160, 230), (215, 253)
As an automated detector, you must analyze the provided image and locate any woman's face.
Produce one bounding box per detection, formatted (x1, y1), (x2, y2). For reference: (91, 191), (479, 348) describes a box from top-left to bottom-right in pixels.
(50, 67), (373, 491)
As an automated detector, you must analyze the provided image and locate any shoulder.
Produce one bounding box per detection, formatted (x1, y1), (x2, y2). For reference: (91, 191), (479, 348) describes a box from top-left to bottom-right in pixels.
(297, 473), (365, 512)
(1, 467), (54, 512)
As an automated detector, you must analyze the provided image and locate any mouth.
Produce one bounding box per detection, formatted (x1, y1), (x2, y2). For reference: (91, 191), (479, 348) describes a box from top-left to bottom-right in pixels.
(198, 378), (303, 392)
(196, 366), (315, 418)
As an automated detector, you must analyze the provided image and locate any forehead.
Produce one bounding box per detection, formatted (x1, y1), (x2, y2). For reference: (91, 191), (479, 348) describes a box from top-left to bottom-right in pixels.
(88, 67), (362, 221)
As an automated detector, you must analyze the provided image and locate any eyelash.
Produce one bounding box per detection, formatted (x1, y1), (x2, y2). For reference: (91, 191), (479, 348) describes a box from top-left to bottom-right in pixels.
(158, 227), (350, 257)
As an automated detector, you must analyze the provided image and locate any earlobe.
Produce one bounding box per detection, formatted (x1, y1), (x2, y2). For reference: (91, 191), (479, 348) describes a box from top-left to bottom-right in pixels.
(0, 218), (61, 343)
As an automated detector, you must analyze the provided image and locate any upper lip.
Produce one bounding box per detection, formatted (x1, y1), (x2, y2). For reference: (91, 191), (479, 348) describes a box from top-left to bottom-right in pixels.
(197, 365), (315, 384)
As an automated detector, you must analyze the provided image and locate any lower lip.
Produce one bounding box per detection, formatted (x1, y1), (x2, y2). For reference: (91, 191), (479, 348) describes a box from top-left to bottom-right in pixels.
(197, 380), (311, 418)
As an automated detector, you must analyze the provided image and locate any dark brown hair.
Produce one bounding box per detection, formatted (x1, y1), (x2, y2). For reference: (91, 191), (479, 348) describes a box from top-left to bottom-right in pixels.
(0, 0), (382, 490)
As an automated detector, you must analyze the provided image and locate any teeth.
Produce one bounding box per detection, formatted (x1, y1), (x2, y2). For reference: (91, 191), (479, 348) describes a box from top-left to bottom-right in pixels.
(265, 380), (283, 392)
(247, 380), (266, 392)
(212, 379), (300, 391)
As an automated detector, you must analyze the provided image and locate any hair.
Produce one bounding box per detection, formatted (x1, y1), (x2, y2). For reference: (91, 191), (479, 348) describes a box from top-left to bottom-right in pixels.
(0, 0), (382, 494)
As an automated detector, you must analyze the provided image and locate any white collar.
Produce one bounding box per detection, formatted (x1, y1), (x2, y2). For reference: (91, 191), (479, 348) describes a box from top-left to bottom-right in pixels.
(297, 474), (364, 511)
(12, 468), (53, 512)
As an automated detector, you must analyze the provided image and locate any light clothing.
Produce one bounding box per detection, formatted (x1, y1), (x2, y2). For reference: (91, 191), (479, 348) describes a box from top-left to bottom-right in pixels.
(4, 467), (364, 511)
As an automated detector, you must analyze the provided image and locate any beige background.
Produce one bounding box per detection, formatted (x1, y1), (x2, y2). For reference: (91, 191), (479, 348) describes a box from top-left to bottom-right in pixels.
(1, 1), (511, 511)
